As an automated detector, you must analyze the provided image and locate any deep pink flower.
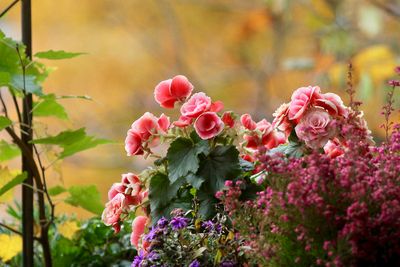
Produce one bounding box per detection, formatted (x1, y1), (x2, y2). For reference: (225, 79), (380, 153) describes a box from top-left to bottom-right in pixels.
(173, 115), (193, 128)
(395, 66), (400, 74)
(125, 130), (144, 156)
(194, 112), (224, 139)
(154, 75), (193, 108)
(131, 112), (160, 140)
(240, 114), (257, 130)
(180, 92), (212, 119)
(315, 93), (348, 118)
(102, 193), (126, 226)
(388, 80), (400, 86)
(130, 216), (149, 248)
(222, 112), (235, 128)
(157, 113), (170, 133)
(295, 108), (336, 149)
(210, 100), (224, 112)
(324, 139), (344, 158)
(288, 86), (321, 121)
(121, 173), (144, 206)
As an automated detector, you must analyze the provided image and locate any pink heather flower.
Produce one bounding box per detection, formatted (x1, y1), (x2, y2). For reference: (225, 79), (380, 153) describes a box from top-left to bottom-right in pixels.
(130, 215), (149, 248)
(240, 114), (257, 130)
(288, 86), (321, 121)
(295, 108), (336, 149)
(395, 66), (400, 74)
(315, 93), (348, 118)
(154, 75), (193, 109)
(180, 92), (212, 119)
(125, 129), (144, 156)
(221, 111), (235, 128)
(194, 112), (224, 139)
(108, 183), (126, 201)
(388, 80), (400, 86)
(102, 193), (126, 226)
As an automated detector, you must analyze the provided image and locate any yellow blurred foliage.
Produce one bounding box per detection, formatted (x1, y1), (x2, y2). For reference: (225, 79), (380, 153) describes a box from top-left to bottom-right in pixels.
(0, 167), (17, 203)
(0, 234), (21, 262)
(58, 220), (80, 239)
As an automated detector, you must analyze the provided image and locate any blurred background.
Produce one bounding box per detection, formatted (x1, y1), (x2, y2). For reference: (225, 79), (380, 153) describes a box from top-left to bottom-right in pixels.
(0, 0), (399, 218)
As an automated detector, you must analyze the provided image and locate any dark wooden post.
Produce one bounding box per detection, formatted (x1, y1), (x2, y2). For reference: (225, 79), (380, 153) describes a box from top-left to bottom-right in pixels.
(21, 0), (34, 266)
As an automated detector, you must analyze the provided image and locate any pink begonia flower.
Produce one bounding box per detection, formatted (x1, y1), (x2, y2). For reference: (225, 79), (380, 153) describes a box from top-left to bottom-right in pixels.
(272, 102), (292, 136)
(263, 131), (286, 149)
(210, 100), (224, 112)
(194, 112), (224, 139)
(154, 75), (193, 109)
(130, 216), (149, 248)
(131, 112), (160, 140)
(221, 112), (235, 128)
(180, 92), (212, 119)
(324, 139), (344, 158)
(256, 119), (273, 136)
(102, 193), (126, 226)
(315, 93), (348, 118)
(295, 108), (336, 149)
(157, 113), (170, 133)
(108, 183), (126, 201)
(173, 115), (193, 128)
(288, 86), (321, 121)
(240, 114), (257, 130)
(121, 173), (144, 206)
(125, 130), (144, 156)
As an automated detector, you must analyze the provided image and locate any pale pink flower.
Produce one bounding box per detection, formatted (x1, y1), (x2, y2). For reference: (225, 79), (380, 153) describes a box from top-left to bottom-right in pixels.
(131, 112), (160, 140)
(173, 115), (193, 128)
(315, 93), (348, 118)
(130, 216), (149, 248)
(324, 139), (344, 158)
(295, 108), (336, 149)
(108, 183), (126, 201)
(194, 112), (224, 139)
(121, 173), (144, 206)
(272, 102), (292, 136)
(288, 86), (321, 121)
(154, 75), (193, 108)
(125, 130), (144, 156)
(102, 193), (126, 226)
(180, 92), (212, 119)
(240, 114), (257, 130)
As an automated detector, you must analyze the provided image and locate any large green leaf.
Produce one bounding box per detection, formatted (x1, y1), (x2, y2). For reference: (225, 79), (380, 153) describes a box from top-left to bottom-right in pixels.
(167, 136), (209, 184)
(149, 172), (186, 221)
(197, 189), (218, 219)
(0, 31), (21, 74)
(197, 145), (241, 194)
(65, 185), (103, 215)
(0, 172), (27, 197)
(0, 140), (20, 162)
(33, 94), (68, 120)
(10, 74), (43, 95)
(48, 185), (67, 196)
(0, 72), (11, 85)
(34, 50), (85, 60)
(32, 128), (111, 159)
(0, 116), (12, 130)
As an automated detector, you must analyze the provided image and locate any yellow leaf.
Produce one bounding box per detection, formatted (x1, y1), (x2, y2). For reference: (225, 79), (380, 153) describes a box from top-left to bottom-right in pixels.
(58, 220), (80, 239)
(0, 167), (15, 202)
(0, 234), (22, 262)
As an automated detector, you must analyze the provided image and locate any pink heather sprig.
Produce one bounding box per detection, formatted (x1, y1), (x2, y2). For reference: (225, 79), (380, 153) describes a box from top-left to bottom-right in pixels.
(382, 66), (400, 141)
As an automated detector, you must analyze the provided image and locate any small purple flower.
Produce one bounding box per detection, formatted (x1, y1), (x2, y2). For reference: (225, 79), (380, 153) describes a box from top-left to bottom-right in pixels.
(147, 251), (159, 261)
(157, 217), (169, 228)
(202, 220), (214, 231)
(189, 259), (200, 267)
(170, 216), (189, 230)
(220, 261), (236, 267)
(131, 250), (145, 267)
(143, 226), (157, 242)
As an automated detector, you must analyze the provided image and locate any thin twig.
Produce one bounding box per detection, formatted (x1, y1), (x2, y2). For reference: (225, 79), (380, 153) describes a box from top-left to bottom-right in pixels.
(0, 90), (9, 118)
(0, 0), (19, 18)
(0, 222), (23, 236)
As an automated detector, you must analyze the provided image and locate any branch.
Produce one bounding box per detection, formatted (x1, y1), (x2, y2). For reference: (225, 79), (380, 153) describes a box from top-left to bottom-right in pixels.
(0, 0), (19, 18)
(0, 222), (22, 236)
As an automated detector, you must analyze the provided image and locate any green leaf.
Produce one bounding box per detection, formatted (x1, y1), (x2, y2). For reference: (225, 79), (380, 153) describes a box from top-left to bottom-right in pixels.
(48, 185), (67, 196)
(197, 145), (241, 194)
(34, 50), (85, 60)
(0, 72), (10, 85)
(33, 94), (68, 120)
(269, 142), (304, 158)
(149, 172), (186, 221)
(0, 116), (12, 130)
(65, 185), (103, 215)
(198, 189), (218, 219)
(185, 173), (204, 190)
(0, 32), (21, 74)
(0, 140), (20, 162)
(32, 128), (111, 159)
(10, 74), (43, 95)
(0, 172), (27, 197)
(167, 137), (209, 184)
